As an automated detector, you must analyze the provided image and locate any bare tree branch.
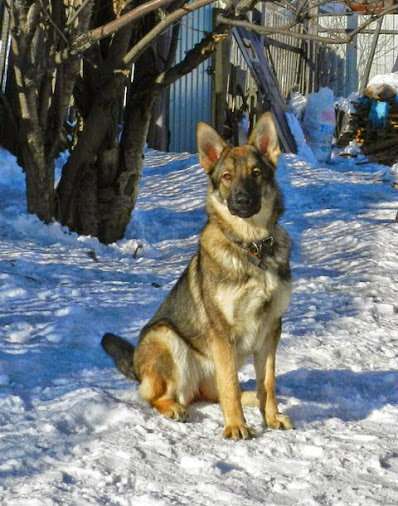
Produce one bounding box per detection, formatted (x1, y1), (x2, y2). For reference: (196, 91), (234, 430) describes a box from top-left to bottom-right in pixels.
(326, 4), (398, 40)
(66, 0), (92, 27)
(218, 2), (398, 46)
(235, 0), (260, 16)
(53, 0), (177, 63)
(158, 24), (229, 88)
(70, 0), (176, 54)
(123, 0), (218, 65)
(38, 0), (69, 44)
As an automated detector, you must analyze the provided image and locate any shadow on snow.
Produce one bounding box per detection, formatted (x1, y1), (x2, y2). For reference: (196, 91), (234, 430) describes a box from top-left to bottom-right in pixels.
(244, 367), (398, 425)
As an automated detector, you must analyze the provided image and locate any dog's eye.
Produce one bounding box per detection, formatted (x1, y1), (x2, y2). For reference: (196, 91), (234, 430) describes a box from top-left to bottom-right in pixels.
(222, 172), (232, 182)
(252, 168), (262, 177)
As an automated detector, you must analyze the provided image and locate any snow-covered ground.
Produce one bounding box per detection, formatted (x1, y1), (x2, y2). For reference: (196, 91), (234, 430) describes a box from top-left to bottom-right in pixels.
(0, 145), (397, 505)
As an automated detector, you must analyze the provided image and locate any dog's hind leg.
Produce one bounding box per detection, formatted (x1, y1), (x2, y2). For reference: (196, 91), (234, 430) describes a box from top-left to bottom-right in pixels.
(140, 373), (188, 422)
(134, 323), (197, 422)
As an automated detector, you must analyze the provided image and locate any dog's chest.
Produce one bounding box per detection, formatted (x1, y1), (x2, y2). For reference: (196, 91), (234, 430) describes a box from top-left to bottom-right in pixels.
(215, 268), (291, 353)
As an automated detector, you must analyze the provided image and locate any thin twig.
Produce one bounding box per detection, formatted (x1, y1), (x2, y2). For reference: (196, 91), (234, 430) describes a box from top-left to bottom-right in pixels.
(66, 0), (92, 27)
(218, 2), (398, 46)
(38, 0), (69, 45)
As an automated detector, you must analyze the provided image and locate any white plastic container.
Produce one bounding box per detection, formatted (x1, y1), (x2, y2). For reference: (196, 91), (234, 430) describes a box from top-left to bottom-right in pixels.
(302, 87), (336, 163)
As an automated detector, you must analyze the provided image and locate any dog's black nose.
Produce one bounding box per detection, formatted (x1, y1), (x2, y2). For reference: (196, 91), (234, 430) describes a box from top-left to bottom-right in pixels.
(235, 192), (251, 206)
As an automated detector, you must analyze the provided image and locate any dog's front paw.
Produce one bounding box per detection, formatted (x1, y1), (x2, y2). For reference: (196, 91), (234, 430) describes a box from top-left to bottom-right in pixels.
(223, 423), (255, 440)
(266, 412), (294, 430)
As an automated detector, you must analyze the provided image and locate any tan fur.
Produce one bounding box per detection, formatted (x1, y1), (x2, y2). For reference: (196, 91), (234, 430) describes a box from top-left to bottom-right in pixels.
(103, 113), (293, 439)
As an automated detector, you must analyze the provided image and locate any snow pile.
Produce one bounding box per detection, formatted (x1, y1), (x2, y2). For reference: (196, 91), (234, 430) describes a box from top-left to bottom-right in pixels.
(286, 112), (319, 167)
(368, 73), (398, 94)
(0, 145), (397, 504)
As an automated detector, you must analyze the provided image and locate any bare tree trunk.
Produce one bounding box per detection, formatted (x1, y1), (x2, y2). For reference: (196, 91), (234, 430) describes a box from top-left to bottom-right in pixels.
(2, 0), (228, 243)
(24, 156), (55, 221)
(0, 49), (19, 156)
(57, 17), (177, 243)
(98, 86), (156, 243)
(4, 0), (92, 222)
(96, 24), (181, 243)
(55, 14), (134, 239)
(12, 51), (55, 221)
(55, 72), (125, 235)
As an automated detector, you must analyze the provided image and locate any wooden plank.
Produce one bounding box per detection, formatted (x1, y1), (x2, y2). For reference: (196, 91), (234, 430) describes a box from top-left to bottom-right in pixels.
(233, 27), (297, 153)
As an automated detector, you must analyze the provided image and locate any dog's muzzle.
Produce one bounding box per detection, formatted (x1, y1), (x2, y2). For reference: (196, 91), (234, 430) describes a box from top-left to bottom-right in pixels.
(228, 191), (261, 218)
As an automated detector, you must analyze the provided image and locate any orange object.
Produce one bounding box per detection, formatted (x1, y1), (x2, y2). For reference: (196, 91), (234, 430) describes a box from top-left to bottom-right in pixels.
(346, 1), (394, 14)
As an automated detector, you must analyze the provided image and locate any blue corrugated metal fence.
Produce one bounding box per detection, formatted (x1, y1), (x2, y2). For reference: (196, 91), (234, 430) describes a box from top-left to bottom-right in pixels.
(169, 5), (213, 153)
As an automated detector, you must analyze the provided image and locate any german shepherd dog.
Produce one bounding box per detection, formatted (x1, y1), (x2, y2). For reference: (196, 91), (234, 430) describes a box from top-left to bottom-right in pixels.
(102, 112), (293, 439)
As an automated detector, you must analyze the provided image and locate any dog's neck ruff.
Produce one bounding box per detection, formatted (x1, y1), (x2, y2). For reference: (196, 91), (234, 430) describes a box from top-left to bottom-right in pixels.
(224, 231), (275, 270)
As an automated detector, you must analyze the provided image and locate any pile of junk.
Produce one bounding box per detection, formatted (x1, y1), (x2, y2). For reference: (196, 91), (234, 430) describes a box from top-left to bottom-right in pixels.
(335, 74), (398, 166)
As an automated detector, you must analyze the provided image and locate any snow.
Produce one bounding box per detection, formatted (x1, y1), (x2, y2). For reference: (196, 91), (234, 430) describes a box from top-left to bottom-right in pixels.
(0, 144), (397, 505)
(368, 73), (398, 94)
(286, 112), (319, 167)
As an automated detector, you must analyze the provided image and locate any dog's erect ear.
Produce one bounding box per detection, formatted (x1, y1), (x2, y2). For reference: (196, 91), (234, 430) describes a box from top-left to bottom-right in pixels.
(248, 112), (281, 167)
(197, 122), (227, 173)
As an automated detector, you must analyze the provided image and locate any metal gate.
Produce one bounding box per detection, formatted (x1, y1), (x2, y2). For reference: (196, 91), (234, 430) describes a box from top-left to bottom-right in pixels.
(168, 5), (213, 153)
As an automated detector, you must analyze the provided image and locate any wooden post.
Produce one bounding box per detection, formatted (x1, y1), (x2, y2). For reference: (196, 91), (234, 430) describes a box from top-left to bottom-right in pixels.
(345, 13), (359, 96)
(392, 52), (398, 73)
(214, 9), (231, 133)
(360, 16), (384, 94)
(307, 0), (319, 93)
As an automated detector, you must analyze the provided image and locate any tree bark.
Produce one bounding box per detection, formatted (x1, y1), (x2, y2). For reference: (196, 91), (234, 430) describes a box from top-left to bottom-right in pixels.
(57, 12), (179, 243)
(55, 68), (127, 236)
(97, 85), (156, 243)
(11, 29), (55, 221)
(1, 0), (241, 243)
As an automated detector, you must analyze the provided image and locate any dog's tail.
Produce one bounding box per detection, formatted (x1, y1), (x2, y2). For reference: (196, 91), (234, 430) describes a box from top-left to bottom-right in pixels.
(101, 333), (136, 380)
